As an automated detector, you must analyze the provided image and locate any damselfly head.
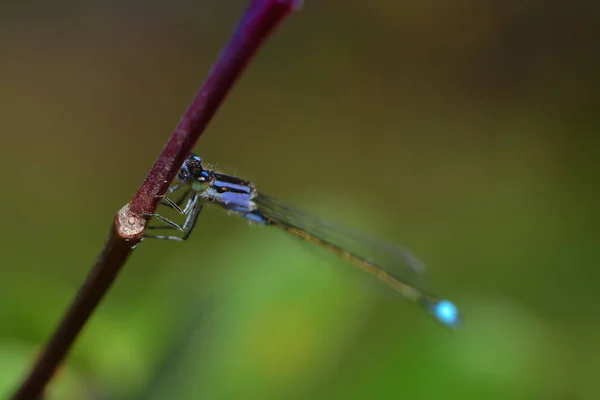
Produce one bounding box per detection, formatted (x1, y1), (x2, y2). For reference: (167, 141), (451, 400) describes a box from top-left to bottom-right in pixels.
(178, 153), (212, 191)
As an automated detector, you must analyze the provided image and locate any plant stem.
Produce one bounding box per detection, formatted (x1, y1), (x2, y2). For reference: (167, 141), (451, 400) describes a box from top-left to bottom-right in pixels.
(11, 1), (301, 398)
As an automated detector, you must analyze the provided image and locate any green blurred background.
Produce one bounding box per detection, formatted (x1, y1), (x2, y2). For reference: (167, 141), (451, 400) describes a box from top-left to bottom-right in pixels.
(1, 0), (599, 399)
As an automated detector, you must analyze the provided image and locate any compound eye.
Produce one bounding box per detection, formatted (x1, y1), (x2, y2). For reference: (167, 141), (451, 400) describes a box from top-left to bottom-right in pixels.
(178, 168), (190, 182)
(198, 171), (210, 182)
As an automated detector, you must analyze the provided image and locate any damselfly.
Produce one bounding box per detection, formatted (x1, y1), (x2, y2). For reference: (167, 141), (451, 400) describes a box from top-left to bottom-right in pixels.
(145, 154), (461, 328)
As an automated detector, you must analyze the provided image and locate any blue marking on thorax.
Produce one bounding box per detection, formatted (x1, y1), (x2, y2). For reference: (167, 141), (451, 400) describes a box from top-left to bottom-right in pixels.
(243, 212), (268, 224)
(203, 176), (256, 213)
(214, 191), (254, 212)
(213, 180), (252, 194)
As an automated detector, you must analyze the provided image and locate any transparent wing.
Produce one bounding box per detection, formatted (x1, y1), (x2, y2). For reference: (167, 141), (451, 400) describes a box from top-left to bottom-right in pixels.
(254, 193), (429, 290)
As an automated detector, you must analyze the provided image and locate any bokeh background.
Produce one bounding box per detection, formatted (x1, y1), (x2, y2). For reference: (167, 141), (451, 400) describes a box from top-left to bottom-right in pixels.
(1, 0), (599, 399)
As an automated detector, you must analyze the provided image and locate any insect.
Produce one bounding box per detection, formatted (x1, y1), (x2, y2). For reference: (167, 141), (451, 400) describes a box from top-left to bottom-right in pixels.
(145, 154), (461, 328)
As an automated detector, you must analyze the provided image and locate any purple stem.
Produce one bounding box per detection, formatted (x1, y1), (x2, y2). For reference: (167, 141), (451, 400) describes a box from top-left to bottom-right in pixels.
(11, 1), (301, 399)
(131, 0), (302, 216)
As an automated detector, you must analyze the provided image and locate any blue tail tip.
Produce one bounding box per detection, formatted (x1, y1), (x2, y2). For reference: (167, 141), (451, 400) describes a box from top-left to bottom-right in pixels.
(433, 299), (461, 328)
